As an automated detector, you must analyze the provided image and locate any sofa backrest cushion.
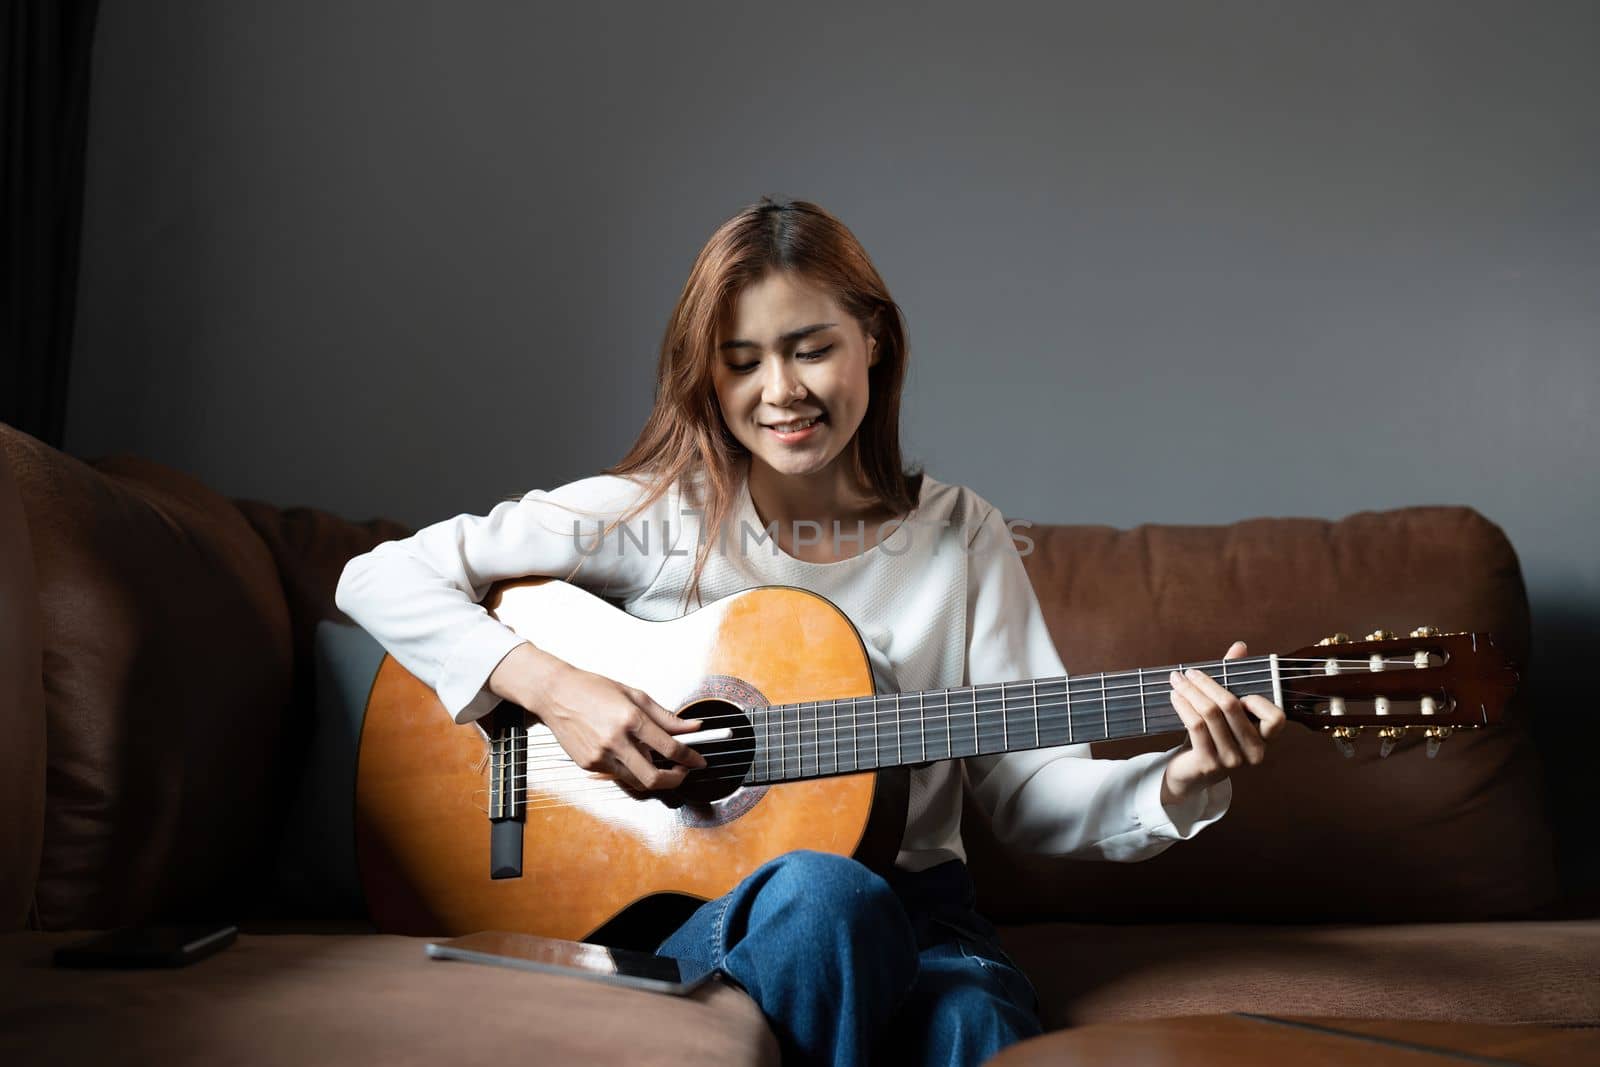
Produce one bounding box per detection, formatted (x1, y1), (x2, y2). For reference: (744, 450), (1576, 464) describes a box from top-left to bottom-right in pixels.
(1, 425), (293, 929)
(0, 433), (46, 930)
(964, 505), (1556, 923)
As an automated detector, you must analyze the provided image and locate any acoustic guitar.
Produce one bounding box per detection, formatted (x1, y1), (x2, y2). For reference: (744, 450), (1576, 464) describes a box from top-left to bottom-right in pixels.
(354, 578), (1517, 943)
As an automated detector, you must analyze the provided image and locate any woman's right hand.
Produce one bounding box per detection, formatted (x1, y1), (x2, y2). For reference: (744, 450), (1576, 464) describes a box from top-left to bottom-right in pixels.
(488, 642), (708, 792)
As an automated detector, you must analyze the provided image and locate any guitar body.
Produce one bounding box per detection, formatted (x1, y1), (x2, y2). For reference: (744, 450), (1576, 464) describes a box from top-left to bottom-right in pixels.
(355, 579), (909, 940)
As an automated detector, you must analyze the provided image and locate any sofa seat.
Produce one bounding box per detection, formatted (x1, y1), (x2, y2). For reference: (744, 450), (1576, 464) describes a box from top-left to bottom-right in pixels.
(999, 918), (1600, 1029)
(0, 932), (779, 1066)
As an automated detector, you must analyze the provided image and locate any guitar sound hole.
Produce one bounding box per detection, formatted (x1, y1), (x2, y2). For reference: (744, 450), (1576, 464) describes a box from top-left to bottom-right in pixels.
(657, 698), (754, 805)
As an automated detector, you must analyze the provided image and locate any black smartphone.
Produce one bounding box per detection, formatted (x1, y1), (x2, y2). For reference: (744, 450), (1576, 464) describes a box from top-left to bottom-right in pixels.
(53, 923), (238, 969)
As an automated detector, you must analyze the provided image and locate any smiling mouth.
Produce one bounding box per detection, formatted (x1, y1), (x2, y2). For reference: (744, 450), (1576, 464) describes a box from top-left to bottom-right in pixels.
(764, 414), (827, 432)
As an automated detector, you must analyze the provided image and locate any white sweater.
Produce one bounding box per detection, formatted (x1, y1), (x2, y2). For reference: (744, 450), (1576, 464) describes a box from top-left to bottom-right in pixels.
(334, 460), (1230, 872)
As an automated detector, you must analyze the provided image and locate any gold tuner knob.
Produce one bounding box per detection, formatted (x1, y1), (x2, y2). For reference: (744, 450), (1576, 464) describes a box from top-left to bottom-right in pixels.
(1317, 632), (1352, 647)
(1331, 725), (1358, 759)
(1377, 725), (1406, 759)
(1424, 725), (1454, 759)
(1410, 626), (1440, 637)
(1366, 629), (1396, 642)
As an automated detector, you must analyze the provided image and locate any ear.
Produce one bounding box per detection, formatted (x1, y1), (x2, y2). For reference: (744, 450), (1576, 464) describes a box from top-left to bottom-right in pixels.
(866, 332), (879, 367)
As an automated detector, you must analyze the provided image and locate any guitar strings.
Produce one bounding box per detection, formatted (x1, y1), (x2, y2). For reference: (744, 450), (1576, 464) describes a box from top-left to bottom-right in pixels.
(504, 678), (1439, 783)
(505, 668), (1292, 777)
(499, 684), (1434, 813)
(496, 681), (1412, 808)
(508, 664), (1288, 770)
(500, 656), (1414, 761)
(501, 658), (1424, 768)
(507, 682), (1347, 793)
(463, 655), (1445, 810)
(496, 681), (1376, 816)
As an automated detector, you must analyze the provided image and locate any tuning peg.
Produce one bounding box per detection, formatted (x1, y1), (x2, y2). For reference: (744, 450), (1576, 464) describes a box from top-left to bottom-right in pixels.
(1317, 633), (1352, 647)
(1424, 725), (1453, 759)
(1366, 629), (1396, 642)
(1331, 725), (1358, 759)
(1377, 726), (1406, 759)
(1410, 626), (1440, 637)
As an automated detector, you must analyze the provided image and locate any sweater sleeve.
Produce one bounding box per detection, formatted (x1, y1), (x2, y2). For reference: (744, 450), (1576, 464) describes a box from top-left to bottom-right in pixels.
(334, 474), (674, 725)
(961, 504), (1231, 861)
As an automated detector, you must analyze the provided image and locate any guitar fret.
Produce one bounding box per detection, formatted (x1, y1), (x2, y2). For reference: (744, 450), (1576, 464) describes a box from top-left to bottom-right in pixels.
(830, 698), (838, 776)
(755, 706), (765, 784)
(1036, 677), (1070, 746)
(770, 705), (779, 783)
(1138, 667), (1146, 735)
(1101, 674), (1109, 738)
(921, 694), (934, 767)
(801, 700), (813, 779)
(815, 700), (823, 777)
(895, 693), (903, 767)
(1004, 679), (1032, 754)
(1067, 675), (1104, 742)
(975, 683), (1005, 755)
(796, 701), (804, 779)
(868, 696), (880, 770)
(998, 684), (1011, 751)
(1032, 678), (1040, 749)
(898, 692), (919, 767)
(890, 694), (899, 768)
(969, 687), (979, 756)
(851, 697), (864, 771)
(945, 687), (973, 758)
(1065, 677), (1073, 744)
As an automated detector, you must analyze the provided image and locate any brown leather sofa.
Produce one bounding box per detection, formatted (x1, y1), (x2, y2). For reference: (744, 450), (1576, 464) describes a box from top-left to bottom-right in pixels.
(3, 421), (1596, 1064)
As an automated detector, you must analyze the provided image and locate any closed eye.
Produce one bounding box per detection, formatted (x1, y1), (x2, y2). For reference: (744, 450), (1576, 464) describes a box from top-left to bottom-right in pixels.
(726, 344), (835, 373)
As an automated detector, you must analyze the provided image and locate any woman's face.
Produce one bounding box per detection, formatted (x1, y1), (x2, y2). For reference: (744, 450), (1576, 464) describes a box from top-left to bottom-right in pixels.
(712, 269), (878, 484)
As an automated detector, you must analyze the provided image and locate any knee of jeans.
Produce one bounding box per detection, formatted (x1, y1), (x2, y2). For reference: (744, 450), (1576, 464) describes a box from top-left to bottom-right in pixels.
(764, 851), (907, 938)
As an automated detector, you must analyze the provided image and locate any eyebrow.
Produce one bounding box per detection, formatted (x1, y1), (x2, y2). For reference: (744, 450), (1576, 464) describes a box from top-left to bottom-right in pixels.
(718, 322), (836, 351)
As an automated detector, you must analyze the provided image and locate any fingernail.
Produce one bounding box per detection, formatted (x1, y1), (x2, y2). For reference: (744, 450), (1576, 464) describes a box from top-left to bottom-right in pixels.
(1169, 671), (1181, 684)
(1185, 668), (1201, 680)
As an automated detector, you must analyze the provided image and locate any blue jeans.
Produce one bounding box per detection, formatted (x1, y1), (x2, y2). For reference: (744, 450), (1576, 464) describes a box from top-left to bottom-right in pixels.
(655, 850), (1043, 1066)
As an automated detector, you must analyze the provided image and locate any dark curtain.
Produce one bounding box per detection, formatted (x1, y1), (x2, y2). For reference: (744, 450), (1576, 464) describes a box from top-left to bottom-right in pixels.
(2, 0), (99, 448)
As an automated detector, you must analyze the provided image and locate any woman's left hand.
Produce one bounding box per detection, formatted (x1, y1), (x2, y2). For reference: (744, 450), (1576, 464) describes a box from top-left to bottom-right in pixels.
(1162, 640), (1288, 806)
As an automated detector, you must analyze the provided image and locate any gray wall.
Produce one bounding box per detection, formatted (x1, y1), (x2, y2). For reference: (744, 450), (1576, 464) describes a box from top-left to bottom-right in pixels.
(67, 3), (1597, 861)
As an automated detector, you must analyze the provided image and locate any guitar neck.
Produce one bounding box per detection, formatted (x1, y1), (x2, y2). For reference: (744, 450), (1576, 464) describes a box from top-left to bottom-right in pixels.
(746, 654), (1283, 784)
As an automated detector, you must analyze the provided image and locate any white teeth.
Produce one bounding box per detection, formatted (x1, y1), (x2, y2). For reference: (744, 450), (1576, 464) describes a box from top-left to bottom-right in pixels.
(770, 417), (819, 432)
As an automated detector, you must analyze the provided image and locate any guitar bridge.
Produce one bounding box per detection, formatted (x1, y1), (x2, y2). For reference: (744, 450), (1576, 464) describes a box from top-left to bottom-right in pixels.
(487, 703), (526, 879)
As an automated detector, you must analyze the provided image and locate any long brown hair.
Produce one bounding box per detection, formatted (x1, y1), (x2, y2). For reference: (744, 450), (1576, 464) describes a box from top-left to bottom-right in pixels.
(588, 196), (921, 612)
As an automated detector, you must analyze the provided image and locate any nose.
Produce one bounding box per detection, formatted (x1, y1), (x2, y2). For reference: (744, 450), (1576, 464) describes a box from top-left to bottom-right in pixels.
(760, 357), (806, 406)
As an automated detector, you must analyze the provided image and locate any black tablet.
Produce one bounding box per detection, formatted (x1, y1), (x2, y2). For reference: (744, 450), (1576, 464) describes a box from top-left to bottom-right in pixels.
(424, 930), (718, 996)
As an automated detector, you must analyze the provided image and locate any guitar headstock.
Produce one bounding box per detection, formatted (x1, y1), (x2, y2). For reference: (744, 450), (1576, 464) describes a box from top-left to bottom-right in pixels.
(1278, 627), (1519, 759)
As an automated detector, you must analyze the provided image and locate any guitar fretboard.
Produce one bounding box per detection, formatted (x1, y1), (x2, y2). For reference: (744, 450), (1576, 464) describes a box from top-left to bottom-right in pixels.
(746, 655), (1282, 784)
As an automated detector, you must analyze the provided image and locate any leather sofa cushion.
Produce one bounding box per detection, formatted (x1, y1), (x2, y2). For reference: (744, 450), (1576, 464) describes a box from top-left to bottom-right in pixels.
(0, 932), (779, 1066)
(0, 436), (46, 929)
(1, 425), (292, 929)
(232, 500), (408, 698)
(966, 505), (1556, 923)
(996, 917), (1600, 1028)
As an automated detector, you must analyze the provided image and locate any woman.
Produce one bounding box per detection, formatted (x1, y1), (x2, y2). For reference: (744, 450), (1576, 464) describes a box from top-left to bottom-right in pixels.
(336, 197), (1285, 1065)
